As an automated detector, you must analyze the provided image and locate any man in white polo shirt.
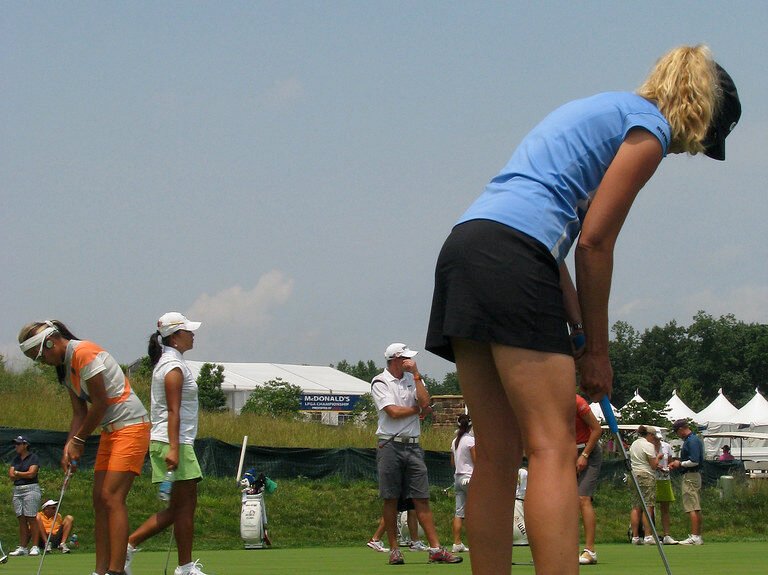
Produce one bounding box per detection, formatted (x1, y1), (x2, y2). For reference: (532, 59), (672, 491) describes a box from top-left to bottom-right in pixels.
(371, 343), (462, 566)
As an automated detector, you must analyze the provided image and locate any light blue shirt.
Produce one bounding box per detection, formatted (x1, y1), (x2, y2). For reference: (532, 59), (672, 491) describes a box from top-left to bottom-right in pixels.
(457, 92), (670, 263)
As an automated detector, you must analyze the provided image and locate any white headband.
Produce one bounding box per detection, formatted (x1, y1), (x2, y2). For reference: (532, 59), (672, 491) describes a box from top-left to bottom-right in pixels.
(19, 324), (58, 353)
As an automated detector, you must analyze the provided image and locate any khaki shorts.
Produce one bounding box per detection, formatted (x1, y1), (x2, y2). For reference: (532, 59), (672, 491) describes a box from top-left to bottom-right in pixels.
(149, 441), (203, 483)
(681, 472), (702, 512)
(630, 472), (656, 507)
(95, 422), (150, 475)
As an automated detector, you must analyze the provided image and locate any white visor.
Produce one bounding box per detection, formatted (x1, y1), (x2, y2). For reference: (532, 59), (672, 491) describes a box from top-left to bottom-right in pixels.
(19, 326), (57, 354)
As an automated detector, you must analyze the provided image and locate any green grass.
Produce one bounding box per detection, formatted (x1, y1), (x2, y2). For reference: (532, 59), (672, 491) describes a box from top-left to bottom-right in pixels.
(3, 364), (768, 568)
(2, 543), (768, 575)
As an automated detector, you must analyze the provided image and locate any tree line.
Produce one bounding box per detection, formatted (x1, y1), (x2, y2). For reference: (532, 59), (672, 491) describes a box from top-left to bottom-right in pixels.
(334, 312), (768, 413)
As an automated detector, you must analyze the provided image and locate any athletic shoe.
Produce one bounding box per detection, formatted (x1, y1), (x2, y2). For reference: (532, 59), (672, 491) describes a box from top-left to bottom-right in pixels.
(59, 542), (71, 554)
(643, 536), (655, 545)
(389, 548), (405, 565)
(451, 543), (469, 553)
(631, 537), (641, 545)
(45, 541), (53, 553)
(428, 548), (463, 564)
(175, 559), (209, 575)
(579, 549), (598, 565)
(125, 543), (140, 575)
(29, 546), (41, 556)
(662, 535), (678, 545)
(409, 540), (429, 552)
(367, 539), (389, 552)
(9, 546), (28, 556)
(678, 534), (703, 545)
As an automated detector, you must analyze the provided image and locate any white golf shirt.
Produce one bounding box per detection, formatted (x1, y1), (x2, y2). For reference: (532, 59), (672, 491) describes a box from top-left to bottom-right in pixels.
(371, 368), (420, 438)
(150, 346), (199, 444)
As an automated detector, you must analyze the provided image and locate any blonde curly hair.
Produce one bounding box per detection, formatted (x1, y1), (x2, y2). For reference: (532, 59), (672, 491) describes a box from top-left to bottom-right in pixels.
(636, 45), (720, 155)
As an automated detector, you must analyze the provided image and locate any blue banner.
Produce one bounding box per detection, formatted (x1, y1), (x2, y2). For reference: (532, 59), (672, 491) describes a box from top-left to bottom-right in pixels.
(300, 393), (360, 412)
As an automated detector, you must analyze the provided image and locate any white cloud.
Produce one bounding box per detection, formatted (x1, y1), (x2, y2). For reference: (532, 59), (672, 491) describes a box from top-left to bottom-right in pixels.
(186, 270), (294, 330)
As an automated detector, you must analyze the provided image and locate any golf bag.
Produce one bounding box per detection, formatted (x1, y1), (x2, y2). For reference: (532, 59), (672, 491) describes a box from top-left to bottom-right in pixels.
(239, 470), (275, 549)
(241, 493), (268, 549)
(396, 510), (425, 545)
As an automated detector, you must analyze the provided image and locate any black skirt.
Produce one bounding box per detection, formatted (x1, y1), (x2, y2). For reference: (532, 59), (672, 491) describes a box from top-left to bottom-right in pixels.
(425, 219), (571, 362)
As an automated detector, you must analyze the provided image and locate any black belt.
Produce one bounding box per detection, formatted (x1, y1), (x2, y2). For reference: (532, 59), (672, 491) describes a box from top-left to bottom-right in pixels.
(682, 467), (700, 474)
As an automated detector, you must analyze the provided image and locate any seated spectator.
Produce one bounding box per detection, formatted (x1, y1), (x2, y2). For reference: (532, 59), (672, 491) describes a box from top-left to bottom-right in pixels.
(36, 499), (73, 553)
(718, 445), (735, 462)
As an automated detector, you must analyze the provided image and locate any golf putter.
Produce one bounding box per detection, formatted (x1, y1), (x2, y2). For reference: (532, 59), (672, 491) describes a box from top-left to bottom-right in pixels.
(0, 540), (8, 563)
(36, 462), (76, 575)
(600, 397), (673, 575)
(164, 525), (175, 575)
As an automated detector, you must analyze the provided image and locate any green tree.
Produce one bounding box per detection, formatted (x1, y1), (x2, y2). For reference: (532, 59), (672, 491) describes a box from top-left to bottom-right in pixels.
(616, 400), (670, 428)
(426, 371), (461, 396)
(197, 362), (227, 412)
(241, 378), (302, 418)
(332, 359), (381, 383)
(350, 392), (377, 426)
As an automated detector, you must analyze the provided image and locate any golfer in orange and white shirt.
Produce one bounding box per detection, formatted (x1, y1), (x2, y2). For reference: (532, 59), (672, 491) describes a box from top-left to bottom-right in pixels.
(19, 320), (150, 575)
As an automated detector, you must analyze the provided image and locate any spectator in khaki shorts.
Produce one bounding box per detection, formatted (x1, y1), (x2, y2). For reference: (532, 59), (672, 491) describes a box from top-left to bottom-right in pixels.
(669, 419), (704, 545)
(628, 425), (664, 544)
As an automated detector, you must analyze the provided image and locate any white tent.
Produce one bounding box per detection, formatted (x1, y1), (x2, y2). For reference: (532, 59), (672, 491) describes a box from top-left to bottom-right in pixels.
(186, 361), (371, 421)
(664, 390), (697, 422)
(695, 388), (739, 425)
(734, 389), (768, 425)
(620, 389), (646, 412)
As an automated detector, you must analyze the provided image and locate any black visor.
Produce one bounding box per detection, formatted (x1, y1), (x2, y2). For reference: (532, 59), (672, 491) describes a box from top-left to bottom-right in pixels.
(703, 63), (741, 161)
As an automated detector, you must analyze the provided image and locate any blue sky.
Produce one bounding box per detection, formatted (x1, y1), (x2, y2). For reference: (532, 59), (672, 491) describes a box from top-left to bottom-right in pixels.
(2, 1), (767, 381)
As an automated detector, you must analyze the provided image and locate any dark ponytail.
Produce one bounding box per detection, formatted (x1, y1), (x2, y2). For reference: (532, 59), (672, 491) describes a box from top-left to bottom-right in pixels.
(147, 331), (169, 366)
(454, 414), (472, 450)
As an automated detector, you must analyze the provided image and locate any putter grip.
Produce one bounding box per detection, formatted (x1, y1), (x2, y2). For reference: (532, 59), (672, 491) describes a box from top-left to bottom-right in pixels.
(600, 396), (619, 433)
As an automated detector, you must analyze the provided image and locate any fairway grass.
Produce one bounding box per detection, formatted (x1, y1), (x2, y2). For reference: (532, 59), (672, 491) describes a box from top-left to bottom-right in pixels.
(1, 543), (766, 575)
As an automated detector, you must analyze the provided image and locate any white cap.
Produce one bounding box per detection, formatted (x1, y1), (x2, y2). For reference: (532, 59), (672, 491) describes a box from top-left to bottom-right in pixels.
(157, 312), (201, 338)
(42, 499), (57, 509)
(384, 343), (418, 360)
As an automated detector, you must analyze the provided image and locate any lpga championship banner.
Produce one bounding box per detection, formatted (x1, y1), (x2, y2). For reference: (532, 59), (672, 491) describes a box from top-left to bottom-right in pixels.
(300, 393), (360, 412)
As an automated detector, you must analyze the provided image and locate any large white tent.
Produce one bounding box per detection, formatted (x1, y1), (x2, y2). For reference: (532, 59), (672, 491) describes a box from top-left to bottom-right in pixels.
(664, 390), (697, 422)
(694, 388), (739, 425)
(186, 361), (371, 422)
(734, 389), (768, 426)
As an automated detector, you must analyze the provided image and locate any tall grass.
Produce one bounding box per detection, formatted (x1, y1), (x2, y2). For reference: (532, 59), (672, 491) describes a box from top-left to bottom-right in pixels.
(0, 364), (456, 451)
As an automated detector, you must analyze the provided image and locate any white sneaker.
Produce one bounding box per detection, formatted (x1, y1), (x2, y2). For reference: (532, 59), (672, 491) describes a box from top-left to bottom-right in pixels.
(409, 540), (429, 552)
(45, 541), (53, 553)
(29, 546), (41, 556)
(631, 537), (641, 545)
(579, 549), (598, 565)
(643, 536), (655, 545)
(366, 539), (389, 552)
(59, 542), (71, 554)
(125, 543), (140, 575)
(451, 543), (469, 553)
(9, 546), (28, 556)
(679, 534), (703, 545)
(175, 559), (209, 575)
(662, 535), (678, 545)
